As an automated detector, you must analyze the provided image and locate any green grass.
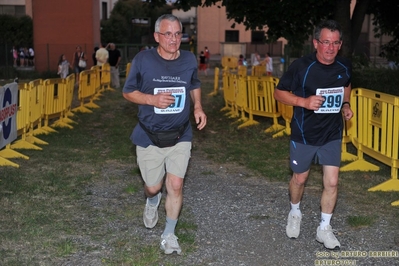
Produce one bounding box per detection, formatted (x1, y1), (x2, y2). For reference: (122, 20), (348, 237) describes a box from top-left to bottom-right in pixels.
(347, 215), (375, 228)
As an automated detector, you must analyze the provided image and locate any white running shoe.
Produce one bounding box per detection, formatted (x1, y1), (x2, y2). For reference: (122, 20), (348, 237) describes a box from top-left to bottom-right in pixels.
(160, 233), (182, 255)
(316, 225), (341, 250)
(286, 212), (302, 239)
(143, 192), (161, 228)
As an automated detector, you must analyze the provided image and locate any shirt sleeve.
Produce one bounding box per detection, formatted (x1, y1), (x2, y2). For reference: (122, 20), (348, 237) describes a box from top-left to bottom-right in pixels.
(122, 56), (140, 93)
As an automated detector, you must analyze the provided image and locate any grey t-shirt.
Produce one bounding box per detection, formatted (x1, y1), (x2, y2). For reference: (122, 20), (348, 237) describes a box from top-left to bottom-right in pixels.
(123, 48), (201, 147)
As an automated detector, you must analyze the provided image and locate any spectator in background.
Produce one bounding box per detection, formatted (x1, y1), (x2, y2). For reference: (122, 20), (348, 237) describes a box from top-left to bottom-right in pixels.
(19, 47), (26, 67)
(204, 46), (210, 69)
(12, 46), (18, 67)
(238, 54), (245, 66)
(252, 51), (261, 66)
(71, 45), (87, 85)
(264, 52), (273, 76)
(92, 46), (99, 67)
(57, 54), (70, 78)
(28, 47), (35, 66)
(96, 42), (109, 67)
(108, 43), (122, 88)
(199, 51), (207, 76)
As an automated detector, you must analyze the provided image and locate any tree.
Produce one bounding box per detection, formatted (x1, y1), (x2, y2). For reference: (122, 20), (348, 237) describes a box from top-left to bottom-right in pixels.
(370, 0), (399, 62)
(100, 0), (171, 44)
(0, 14), (33, 47)
(146, 0), (398, 61)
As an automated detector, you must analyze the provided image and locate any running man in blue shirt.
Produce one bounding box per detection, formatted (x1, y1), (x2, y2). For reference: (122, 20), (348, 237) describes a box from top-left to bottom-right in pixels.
(274, 20), (353, 250)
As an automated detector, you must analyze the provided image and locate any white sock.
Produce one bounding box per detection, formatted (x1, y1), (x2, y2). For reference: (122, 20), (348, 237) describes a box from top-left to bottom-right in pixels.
(290, 202), (302, 216)
(320, 212), (332, 229)
(147, 193), (160, 206)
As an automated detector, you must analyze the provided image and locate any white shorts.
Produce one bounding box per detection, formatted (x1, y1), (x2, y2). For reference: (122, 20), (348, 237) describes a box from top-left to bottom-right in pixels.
(136, 142), (191, 187)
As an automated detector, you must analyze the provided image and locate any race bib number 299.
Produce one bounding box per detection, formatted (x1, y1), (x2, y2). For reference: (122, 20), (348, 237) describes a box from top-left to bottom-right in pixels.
(154, 87), (186, 114)
(315, 87), (344, 114)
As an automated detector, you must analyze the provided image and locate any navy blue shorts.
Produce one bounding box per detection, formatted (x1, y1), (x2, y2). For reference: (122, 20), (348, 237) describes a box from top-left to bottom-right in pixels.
(289, 139), (342, 173)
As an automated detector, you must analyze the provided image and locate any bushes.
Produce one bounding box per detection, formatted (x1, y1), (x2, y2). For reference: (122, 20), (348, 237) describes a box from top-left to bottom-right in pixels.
(352, 67), (399, 96)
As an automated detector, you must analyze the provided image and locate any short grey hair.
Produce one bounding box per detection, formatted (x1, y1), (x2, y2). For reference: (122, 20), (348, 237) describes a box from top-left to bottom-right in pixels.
(314, 20), (343, 41)
(154, 14), (182, 32)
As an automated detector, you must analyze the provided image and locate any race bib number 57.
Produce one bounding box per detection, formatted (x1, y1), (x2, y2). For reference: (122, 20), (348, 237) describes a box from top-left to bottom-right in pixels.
(315, 87), (344, 114)
(154, 87), (186, 114)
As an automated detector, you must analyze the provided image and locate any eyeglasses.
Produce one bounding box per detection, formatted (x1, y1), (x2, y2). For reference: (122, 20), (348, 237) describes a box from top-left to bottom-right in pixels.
(157, 31), (182, 39)
(316, 39), (342, 47)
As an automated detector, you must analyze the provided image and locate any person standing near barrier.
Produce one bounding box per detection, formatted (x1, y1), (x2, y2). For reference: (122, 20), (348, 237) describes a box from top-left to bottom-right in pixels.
(95, 42), (109, 67)
(108, 43), (121, 89)
(92, 46), (99, 67)
(199, 51), (207, 76)
(28, 47), (35, 66)
(57, 54), (70, 78)
(204, 46), (210, 69)
(71, 45), (87, 85)
(11, 46), (18, 67)
(122, 14), (207, 255)
(264, 53), (273, 76)
(252, 51), (261, 66)
(274, 20), (353, 250)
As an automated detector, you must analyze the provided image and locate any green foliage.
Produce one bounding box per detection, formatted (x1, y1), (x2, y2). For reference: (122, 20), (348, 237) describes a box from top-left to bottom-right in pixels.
(146, 0), (398, 59)
(351, 54), (371, 69)
(100, 0), (171, 44)
(352, 68), (399, 96)
(0, 14), (33, 46)
(370, 0), (399, 63)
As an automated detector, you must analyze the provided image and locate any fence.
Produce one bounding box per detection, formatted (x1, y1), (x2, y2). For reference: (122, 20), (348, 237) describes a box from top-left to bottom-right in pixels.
(0, 63), (112, 168)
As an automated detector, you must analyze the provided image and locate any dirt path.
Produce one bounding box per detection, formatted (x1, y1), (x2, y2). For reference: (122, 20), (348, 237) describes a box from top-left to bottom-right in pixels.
(59, 149), (399, 266)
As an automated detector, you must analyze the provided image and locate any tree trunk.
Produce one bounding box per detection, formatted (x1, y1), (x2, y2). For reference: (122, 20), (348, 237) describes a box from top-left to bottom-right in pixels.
(334, 0), (352, 58)
(334, 0), (371, 58)
(350, 0), (372, 55)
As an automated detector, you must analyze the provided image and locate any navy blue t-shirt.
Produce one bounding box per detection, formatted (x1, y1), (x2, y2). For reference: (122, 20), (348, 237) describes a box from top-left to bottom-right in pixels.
(276, 52), (351, 146)
(123, 48), (201, 148)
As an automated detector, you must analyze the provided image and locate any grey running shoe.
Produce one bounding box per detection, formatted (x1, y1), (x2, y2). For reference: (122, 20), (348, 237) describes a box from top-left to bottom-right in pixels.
(160, 233), (182, 255)
(286, 213), (302, 239)
(316, 225), (341, 250)
(143, 192), (161, 228)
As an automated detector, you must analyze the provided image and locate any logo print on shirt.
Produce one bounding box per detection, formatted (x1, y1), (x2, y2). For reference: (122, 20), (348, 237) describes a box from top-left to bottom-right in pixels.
(337, 75), (342, 79)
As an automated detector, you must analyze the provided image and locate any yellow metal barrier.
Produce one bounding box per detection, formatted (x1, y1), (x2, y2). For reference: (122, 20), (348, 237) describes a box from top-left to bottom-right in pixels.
(340, 88), (399, 195)
(10, 81), (46, 150)
(221, 56), (238, 70)
(72, 69), (99, 113)
(251, 65), (265, 77)
(101, 63), (114, 91)
(0, 82), (29, 166)
(221, 73), (238, 118)
(341, 120), (358, 162)
(91, 65), (102, 100)
(0, 143), (23, 167)
(272, 101), (293, 138)
(208, 67), (220, 96)
(237, 66), (247, 77)
(1, 67), (114, 168)
(234, 75), (249, 124)
(64, 74), (77, 122)
(44, 76), (77, 129)
(126, 62), (131, 79)
(238, 76), (284, 133)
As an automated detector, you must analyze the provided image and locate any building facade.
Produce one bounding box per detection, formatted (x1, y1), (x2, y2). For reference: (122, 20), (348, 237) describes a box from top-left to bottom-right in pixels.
(0, 0), (392, 71)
